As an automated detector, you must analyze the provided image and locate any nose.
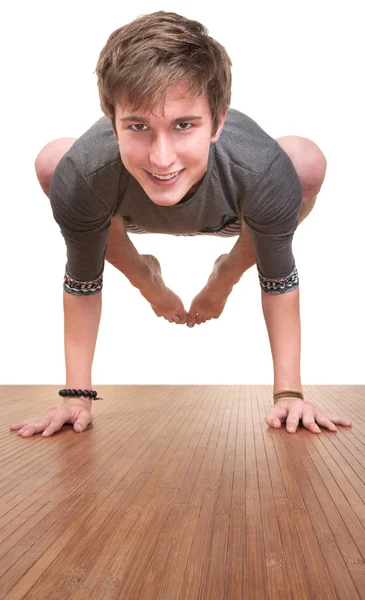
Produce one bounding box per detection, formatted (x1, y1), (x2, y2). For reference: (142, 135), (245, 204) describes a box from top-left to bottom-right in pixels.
(149, 134), (177, 171)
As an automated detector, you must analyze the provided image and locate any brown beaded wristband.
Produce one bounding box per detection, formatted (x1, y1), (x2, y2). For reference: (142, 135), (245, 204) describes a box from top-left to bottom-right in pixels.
(273, 389), (304, 404)
(59, 389), (103, 401)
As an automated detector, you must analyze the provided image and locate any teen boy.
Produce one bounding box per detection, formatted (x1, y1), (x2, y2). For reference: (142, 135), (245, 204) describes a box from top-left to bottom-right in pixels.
(11, 11), (351, 438)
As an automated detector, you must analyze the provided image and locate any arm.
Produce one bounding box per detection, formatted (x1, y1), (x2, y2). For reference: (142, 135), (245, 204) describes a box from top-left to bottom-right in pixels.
(261, 287), (302, 395)
(262, 287), (352, 433)
(48, 150), (110, 405)
(63, 290), (102, 410)
(241, 150), (304, 404)
(10, 151), (110, 437)
(9, 291), (101, 437)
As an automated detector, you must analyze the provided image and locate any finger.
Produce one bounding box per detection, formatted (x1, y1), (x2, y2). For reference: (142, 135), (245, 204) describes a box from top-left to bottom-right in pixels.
(195, 314), (203, 325)
(300, 404), (322, 433)
(313, 413), (338, 432)
(302, 416), (322, 433)
(322, 414), (352, 427)
(265, 407), (287, 429)
(171, 314), (181, 324)
(11, 417), (42, 430)
(286, 406), (302, 433)
(18, 426), (37, 437)
(42, 410), (70, 437)
(18, 417), (53, 437)
(74, 416), (92, 433)
(10, 421), (29, 430)
(265, 415), (282, 428)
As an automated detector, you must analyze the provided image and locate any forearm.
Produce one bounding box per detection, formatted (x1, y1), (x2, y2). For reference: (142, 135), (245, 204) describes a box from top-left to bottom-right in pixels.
(261, 287), (302, 394)
(63, 290), (102, 393)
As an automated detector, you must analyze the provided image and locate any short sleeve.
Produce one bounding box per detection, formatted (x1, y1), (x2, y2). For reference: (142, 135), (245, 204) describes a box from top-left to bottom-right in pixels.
(49, 151), (111, 296)
(243, 149), (302, 294)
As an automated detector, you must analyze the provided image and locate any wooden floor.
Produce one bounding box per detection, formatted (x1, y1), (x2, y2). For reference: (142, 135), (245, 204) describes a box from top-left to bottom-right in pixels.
(1, 385), (365, 599)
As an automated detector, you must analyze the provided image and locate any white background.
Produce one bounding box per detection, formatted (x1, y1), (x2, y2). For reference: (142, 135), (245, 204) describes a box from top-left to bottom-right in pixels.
(1, 0), (364, 385)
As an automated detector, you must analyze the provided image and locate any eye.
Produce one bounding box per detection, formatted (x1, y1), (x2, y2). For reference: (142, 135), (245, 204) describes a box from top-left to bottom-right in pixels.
(175, 122), (192, 130)
(130, 124), (148, 132)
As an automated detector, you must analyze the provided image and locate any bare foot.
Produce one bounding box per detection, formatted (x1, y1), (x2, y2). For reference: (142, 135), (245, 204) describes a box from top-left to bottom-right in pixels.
(139, 255), (187, 324)
(186, 254), (233, 327)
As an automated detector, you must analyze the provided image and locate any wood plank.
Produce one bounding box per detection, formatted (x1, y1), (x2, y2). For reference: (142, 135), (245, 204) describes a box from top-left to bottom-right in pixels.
(0, 385), (364, 600)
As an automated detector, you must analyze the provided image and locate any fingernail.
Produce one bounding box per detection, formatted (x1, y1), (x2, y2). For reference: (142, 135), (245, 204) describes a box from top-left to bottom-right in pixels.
(288, 426), (295, 432)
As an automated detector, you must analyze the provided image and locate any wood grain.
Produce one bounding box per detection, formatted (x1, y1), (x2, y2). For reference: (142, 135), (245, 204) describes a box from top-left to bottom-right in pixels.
(0, 385), (364, 599)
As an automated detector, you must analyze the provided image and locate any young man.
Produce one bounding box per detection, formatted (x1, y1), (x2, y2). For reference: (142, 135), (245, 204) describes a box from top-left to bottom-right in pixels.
(11, 11), (351, 438)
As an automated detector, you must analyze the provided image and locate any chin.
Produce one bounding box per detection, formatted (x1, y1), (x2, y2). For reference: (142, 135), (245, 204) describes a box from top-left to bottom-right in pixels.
(145, 184), (189, 206)
(150, 197), (181, 206)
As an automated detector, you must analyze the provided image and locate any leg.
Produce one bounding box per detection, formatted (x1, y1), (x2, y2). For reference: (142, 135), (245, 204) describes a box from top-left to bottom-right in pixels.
(106, 216), (187, 324)
(35, 139), (187, 324)
(35, 138), (78, 196)
(187, 136), (327, 326)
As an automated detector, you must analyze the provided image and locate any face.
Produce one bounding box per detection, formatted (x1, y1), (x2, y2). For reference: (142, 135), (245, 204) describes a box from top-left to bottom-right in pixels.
(114, 83), (227, 206)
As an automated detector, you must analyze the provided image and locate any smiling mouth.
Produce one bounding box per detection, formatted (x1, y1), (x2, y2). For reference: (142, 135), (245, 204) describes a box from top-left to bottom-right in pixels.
(150, 170), (182, 180)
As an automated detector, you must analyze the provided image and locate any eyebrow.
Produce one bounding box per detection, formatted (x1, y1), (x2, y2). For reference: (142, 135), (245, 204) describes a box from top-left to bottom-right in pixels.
(119, 115), (203, 124)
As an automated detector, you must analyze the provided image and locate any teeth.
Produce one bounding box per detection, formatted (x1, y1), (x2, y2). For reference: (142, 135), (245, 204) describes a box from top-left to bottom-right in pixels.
(152, 171), (181, 180)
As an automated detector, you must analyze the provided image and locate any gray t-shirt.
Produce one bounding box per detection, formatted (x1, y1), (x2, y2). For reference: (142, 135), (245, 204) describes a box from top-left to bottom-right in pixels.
(49, 108), (302, 296)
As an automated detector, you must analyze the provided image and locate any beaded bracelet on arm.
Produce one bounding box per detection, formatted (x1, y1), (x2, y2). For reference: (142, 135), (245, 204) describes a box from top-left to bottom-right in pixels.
(59, 389), (103, 401)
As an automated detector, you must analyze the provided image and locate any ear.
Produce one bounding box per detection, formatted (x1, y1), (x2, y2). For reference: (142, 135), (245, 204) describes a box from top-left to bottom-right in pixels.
(211, 111), (227, 143)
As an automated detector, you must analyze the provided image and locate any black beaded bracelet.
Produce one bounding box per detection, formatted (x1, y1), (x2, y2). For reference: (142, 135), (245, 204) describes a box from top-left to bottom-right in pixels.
(58, 389), (103, 400)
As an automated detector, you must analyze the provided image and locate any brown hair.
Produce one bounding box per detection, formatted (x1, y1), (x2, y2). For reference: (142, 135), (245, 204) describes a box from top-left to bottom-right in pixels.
(95, 11), (232, 137)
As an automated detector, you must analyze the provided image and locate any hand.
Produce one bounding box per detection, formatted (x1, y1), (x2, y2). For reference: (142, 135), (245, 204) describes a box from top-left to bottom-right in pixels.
(9, 399), (93, 437)
(264, 398), (352, 434)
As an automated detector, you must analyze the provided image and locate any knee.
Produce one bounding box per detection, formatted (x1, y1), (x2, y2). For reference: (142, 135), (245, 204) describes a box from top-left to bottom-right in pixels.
(35, 137), (77, 197)
(276, 136), (327, 196)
